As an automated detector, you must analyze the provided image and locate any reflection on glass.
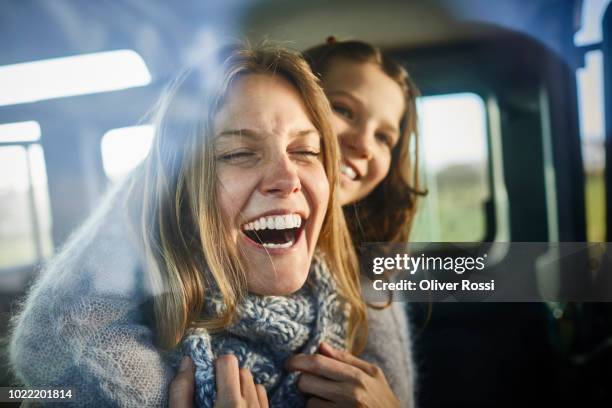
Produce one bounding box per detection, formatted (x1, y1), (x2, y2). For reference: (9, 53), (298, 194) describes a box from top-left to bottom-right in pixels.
(0, 50), (151, 107)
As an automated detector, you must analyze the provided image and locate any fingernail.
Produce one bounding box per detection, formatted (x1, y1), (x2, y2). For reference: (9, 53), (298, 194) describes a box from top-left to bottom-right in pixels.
(179, 356), (192, 372)
(319, 342), (336, 355)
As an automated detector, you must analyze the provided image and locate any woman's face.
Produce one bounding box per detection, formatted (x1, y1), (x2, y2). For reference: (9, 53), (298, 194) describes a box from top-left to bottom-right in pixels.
(213, 74), (329, 296)
(321, 58), (405, 205)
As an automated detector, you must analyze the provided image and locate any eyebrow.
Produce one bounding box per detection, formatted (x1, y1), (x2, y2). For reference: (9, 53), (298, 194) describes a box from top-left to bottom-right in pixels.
(326, 90), (364, 107)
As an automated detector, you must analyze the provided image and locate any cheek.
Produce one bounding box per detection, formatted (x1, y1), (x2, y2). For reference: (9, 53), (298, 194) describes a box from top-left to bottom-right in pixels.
(369, 150), (392, 185)
(216, 167), (252, 227)
(303, 165), (330, 216)
(331, 116), (349, 139)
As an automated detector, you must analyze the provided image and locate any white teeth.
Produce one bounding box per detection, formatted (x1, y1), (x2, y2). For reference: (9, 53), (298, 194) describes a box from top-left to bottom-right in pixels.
(275, 215), (285, 229)
(262, 240), (294, 249)
(242, 214), (304, 231)
(341, 164), (357, 180)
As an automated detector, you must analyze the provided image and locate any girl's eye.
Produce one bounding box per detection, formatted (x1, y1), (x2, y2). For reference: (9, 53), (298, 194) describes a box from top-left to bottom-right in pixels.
(375, 132), (393, 148)
(332, 105), (353, 120)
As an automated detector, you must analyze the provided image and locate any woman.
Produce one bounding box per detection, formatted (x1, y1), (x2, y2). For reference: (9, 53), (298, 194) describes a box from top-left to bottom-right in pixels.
(285, 38), (424, 407)
(9, 45), (366, 407)
(174, 38), (423, 408)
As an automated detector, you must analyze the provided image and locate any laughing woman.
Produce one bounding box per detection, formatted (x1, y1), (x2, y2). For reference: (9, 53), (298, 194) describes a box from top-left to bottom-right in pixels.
(9, 46), (366, 407)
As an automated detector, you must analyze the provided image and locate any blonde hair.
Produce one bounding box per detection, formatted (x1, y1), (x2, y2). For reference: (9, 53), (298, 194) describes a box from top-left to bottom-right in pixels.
(127, 45), (367, 353)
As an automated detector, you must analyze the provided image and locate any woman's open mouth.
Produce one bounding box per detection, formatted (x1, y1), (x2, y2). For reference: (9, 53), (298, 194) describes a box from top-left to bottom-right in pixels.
(241, 213), (306, 249)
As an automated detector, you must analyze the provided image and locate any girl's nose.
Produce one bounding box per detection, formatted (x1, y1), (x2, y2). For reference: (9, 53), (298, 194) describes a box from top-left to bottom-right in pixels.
(340, 123), (375, 160)
(260, 155), (301, 196)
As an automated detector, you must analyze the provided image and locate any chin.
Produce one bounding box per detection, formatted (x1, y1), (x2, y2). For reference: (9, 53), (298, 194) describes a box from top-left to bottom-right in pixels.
(339, 191), (358, 206)
(248, 265), (310, 296)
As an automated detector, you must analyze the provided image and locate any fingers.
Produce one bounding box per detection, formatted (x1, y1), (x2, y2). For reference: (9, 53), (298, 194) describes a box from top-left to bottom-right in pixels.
(287, 353), (363, 383)
(256, 384), (269, 408)
(318, 342), (380, 377)
(239, 367), (258, 402)
(215, 354), (241, 403)
(297, 372), (345, 401)
(306, 397), (336, 408)
(215, 354), (268, 407)
(169, 357), (195, 408)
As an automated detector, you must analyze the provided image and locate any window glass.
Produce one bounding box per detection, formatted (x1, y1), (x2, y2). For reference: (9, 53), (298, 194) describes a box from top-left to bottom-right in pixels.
(578, 50), (605, 242)
(410, 92), (490, 242)
(0, 143), (53, 269)
(574, 0), (608, 243)
(100, 125), (154, 182)
(0, 50), (151, 107)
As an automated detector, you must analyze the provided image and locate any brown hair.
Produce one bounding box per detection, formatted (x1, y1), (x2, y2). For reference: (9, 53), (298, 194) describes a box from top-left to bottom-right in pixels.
(128, 44), (367, 353)
(304, 39), (426, 256)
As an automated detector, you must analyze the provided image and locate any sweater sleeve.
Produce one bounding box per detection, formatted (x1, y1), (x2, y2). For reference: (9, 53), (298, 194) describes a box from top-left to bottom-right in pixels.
(10, 290), (177, 407)
(9, 183), (179, 407)
(360, 302), (417, 408)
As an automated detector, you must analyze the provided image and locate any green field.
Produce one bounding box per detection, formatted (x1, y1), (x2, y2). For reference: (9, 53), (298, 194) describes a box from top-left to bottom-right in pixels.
(585, 172), (605, 242)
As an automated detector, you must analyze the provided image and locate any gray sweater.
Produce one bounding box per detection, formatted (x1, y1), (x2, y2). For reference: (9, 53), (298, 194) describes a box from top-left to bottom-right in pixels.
(9, 182), (416, 407)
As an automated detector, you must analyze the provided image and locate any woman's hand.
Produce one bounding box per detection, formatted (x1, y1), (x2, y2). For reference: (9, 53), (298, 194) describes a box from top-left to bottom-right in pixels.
(169, 357), (196, 408)
(286, 342), (399, 408)
(169, 355), (269, 408)
(214, 354), (269, 408)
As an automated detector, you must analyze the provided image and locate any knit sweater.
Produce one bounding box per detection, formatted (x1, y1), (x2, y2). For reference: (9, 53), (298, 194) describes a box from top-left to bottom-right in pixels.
(9, 180), (416, 407)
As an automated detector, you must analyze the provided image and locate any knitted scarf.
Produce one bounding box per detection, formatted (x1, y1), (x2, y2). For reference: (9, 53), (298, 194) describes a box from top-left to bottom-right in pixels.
(182, 257), (347, 408)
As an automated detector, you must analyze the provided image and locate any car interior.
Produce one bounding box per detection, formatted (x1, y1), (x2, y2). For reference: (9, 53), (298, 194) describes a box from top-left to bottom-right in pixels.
(1, 0), (610, 406)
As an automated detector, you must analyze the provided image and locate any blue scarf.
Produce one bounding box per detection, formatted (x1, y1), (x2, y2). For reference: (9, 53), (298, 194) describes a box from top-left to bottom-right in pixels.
(182, 257), (347, 407)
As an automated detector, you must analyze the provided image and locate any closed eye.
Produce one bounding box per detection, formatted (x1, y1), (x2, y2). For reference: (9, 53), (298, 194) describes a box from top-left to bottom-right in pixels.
(295, 150), (320, 156)
(291, 150), (321, 162)
(218, 151), (255, 162)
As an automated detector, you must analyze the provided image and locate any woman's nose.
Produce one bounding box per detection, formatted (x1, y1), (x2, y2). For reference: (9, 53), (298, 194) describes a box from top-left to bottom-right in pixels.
(341, 123), (374, 160)
(260, 155), (301, 196)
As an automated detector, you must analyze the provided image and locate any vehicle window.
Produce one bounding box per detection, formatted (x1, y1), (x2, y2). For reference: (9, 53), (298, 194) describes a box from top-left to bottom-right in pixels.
(410, 92), (490, 242)
(574, 0), (608, 242)
(101, 125), (154, 182)
(0, 122), (53, 269)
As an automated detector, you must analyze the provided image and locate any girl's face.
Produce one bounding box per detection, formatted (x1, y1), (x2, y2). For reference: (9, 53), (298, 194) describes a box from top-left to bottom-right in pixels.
(213, 74), (329, 296)
(322, 58), (405, 205)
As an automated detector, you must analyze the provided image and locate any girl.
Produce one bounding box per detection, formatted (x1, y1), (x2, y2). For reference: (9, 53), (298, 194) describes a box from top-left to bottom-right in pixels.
(284, 38), (424, 407)
(9, 45), (367, 407)
(305, 37), (422, 246)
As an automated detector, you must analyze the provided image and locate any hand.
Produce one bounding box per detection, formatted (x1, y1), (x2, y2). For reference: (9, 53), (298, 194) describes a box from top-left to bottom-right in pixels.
(169, 355), (269, 408)
(286, 342), (399, 408)
(169, 356), (196, 408)
(214, 354), (269, 408)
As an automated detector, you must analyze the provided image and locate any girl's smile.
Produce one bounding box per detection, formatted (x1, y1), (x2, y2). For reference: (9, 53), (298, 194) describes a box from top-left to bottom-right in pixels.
(322, 58), (405, 205)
